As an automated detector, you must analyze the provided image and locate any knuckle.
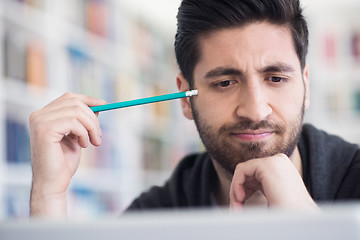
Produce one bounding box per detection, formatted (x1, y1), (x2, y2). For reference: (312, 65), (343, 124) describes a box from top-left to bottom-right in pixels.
(62, 92), (76, 98)
(275, 153), (289, 162)
(29, 111), (43, 130)
(67, 101), (86, 113)
(62, 92), (83, 104)
(234, 163), (242, 172)
(29, 111), (38, 124)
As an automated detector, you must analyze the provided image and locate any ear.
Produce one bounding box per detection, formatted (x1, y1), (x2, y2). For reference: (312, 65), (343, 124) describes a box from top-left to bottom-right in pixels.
(176, 73), (194, 120)
(303, 64), (310, 110)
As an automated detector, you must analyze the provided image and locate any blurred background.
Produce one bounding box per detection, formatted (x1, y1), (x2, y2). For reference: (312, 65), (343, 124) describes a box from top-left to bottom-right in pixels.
(0, 0), (359, 219)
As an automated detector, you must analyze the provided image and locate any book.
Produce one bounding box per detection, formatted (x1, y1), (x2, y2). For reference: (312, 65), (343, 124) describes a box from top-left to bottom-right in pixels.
(26, 41), (47, 87)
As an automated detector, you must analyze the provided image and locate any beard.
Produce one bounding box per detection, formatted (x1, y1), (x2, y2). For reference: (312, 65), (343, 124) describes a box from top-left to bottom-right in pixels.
(191, 99), (305, 175)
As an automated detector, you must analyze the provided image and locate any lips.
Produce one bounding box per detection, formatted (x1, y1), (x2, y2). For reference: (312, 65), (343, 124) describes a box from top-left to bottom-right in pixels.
(231, 131), (273, 141)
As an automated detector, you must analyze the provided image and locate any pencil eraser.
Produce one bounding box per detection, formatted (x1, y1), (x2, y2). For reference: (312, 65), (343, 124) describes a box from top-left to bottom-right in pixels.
(187, 89), (198, 97)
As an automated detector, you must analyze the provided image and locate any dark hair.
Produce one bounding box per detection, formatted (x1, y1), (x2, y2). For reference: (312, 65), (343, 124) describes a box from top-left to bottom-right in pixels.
(175, 0), (309, 86)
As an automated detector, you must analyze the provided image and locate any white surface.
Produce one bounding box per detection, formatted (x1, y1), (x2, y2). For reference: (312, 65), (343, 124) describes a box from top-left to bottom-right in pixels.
(1, 204), (360, 240)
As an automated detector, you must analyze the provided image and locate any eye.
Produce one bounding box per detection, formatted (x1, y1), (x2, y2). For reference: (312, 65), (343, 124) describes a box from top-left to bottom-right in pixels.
(271, 77), (283, 83)
(266, 76), (288, 83)
(213, 80), (237, 88)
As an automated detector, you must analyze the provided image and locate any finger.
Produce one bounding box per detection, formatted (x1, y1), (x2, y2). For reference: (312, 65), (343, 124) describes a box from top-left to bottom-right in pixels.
(33, 103), (102, 147)
(44, 98), (103, 146)
(65, 121), (91, 148)
(58, 101), (102, 145)
(229, 183), (244, 209)
(230, 167), (247, 206)
(47, 92), (106, 109)
(44, 116), (90, 148)
(230, 162), (265, 206)
(42, 92), (106, 120)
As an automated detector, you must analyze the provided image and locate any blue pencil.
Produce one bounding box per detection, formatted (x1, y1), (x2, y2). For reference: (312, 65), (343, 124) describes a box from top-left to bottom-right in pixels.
(90, 89), (198, 112)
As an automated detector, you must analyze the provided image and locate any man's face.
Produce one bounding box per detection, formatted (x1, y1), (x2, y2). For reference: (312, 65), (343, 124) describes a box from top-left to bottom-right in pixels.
(179, 21), (309, 175)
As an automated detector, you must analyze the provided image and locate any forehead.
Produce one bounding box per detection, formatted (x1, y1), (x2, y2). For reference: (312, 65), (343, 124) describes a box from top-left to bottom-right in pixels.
(196, 22), (300, 72)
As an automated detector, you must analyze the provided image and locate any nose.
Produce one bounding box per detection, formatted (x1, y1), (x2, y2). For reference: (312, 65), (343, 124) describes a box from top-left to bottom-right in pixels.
(235, 81), (272, 122)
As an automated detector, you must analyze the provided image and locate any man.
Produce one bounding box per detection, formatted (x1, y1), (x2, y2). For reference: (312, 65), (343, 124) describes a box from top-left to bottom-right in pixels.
(29, 0), (360, 217)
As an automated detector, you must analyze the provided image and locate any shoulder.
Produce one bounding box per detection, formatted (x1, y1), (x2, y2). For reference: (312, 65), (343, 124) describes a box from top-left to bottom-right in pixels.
(299, 124), (360, 200)
(299, 123), (359, 161)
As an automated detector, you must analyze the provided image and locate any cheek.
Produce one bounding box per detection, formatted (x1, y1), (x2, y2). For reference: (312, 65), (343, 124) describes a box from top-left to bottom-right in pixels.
(271, 88), (305, 122)
(195, 90), (237, 125)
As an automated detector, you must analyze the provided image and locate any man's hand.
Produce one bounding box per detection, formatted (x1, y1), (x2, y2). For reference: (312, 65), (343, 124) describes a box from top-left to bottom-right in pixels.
(229, 153), (317, 210)
(29, 92), (106, 217)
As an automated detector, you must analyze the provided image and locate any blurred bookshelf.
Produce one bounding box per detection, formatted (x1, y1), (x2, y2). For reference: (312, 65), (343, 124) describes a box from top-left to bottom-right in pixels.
(302, 0), (360, 145)
(0, 0), (201, 219)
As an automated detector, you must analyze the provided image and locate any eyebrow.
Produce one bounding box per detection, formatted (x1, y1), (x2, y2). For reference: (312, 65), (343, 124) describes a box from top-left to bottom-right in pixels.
(260, 63), (295, 73)
(204, 63), (295, 79)
(204, 67), (243, 78)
